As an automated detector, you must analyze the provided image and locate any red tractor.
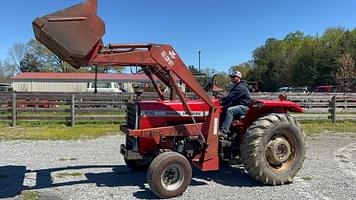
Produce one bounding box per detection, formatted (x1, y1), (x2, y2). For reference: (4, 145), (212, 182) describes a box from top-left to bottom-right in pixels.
(33, 0), (306, 198)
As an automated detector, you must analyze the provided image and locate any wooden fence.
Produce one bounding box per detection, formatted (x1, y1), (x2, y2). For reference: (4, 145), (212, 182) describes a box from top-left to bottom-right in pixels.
(253, 93), (356, 113)
(0, 92), (132, 126)
(0, 92), (356, 126)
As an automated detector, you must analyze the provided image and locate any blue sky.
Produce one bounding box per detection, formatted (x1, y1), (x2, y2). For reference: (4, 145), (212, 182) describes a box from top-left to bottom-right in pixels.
(1, 0), (356, 72)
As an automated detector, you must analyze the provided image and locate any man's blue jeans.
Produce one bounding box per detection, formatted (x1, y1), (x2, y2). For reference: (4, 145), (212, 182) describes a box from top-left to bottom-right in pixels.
(220, 105), (249, 134)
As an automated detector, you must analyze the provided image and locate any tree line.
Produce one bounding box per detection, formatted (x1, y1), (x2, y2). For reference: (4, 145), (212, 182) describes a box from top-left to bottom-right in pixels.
(0, 39), (122, 82)
(231, 27), (356, 92)
(1, 27), (356, 92)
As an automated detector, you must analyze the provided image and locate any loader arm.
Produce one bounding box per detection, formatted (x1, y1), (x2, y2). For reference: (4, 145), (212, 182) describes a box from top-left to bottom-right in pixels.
(32, 0), (220, 170)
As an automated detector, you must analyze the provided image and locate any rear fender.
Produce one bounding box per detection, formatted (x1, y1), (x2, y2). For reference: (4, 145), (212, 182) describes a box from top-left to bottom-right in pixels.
(241, 99), (303, 137)
(251, 99), (304, 113)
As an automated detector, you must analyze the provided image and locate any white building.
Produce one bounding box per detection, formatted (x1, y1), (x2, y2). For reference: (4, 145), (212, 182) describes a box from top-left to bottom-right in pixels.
(11, 72), (152, 93)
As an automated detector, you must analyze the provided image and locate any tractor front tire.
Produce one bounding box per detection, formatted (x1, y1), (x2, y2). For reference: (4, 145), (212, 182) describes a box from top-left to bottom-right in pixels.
(147, 152), (192, 198)
(241, 113), (306, 185)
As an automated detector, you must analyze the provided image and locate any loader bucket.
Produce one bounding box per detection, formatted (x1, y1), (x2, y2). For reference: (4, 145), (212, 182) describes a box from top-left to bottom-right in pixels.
(32, 0), (105, 68)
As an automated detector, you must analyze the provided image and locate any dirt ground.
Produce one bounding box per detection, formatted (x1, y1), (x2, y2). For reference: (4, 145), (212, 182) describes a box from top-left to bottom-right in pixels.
(0, 132), (355, 200)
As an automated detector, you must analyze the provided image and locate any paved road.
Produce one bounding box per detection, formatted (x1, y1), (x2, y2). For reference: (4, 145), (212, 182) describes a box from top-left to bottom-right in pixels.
(0, 132), (355, 200)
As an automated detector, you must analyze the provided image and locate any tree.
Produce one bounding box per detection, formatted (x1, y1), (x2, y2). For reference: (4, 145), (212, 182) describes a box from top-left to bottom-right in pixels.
(290, 37), (319, 88)
(188, 65), (200, 74)
(229, 61), (254, 80)
(244, 28), (356, 91)
(20, 53), (42, 72)
(14, 39), (123, 73)
(251, 38), (290, 91)
(7, 42), (28, 74)
(26, 39), (66, 72)
(214, 72), (230, 91)
(336, 53), (356, 91)
(0, 60), (17, 78)
(0, 61), (5, 78)
(201, 67), (218, 76)
(88, 65), (124, 73)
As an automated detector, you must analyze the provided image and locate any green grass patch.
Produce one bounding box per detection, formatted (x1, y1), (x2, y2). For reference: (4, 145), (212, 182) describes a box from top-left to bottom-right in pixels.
(301, 176), (313, 181)
(59, 158), (78, 161)
(302, 112), (356, 114)
(300, 120), (356, 135)
(0, 121), (8, 128)
(0, 119), (355, 140)
(56, 172), (83, 178)
(20, 191), (40, 200)
(0, 121), (122, 140)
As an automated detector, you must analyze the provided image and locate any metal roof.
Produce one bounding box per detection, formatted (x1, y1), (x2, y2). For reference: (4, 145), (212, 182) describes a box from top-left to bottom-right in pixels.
(11, 72), (151, 81)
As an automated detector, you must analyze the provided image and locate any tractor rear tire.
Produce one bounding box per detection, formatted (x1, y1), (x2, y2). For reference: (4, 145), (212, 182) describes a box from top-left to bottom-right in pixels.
(124, 157), (152, 171)
(147, 152), (192, 198)
(241, 113), (306, 185)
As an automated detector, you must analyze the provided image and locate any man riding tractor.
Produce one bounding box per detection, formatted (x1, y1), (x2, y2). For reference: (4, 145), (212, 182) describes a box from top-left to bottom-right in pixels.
(219, 70), (251, 139)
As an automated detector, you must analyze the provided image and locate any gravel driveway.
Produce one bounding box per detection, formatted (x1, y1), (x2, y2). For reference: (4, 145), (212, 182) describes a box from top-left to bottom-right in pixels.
(0, 132), (355, 200)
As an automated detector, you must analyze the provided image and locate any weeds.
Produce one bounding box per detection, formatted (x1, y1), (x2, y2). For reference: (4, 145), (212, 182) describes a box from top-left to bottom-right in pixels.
(56, 172), (83, 178)
(20, 191), (40, 200)
(59, 158), (78, 161)
(301, 176), (313, 181)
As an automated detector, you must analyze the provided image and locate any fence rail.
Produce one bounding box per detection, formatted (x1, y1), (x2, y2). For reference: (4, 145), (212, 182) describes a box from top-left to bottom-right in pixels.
(1, 92), (356, 126)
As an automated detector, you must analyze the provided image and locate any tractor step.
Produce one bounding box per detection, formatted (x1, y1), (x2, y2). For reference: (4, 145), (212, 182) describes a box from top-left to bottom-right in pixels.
(120, 144), (144, 160)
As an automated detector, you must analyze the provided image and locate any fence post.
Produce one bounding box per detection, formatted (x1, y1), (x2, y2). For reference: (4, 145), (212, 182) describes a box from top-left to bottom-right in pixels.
(35, 96), (39, 115)
(11, 92), (17, 127)
(71, 94), (76, 126)
(328, 96), (336, 123)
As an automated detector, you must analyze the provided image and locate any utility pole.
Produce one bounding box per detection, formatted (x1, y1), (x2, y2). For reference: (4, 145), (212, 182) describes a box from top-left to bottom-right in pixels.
(94, 65), (98, 94)
(198, 51), (201, 72)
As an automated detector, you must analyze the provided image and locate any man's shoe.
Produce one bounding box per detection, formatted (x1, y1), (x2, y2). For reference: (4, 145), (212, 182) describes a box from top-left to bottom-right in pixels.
(219, 130), (228, 140)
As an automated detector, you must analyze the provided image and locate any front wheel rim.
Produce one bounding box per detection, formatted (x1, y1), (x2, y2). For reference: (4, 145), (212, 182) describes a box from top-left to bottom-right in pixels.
(161, 164), (185, 191)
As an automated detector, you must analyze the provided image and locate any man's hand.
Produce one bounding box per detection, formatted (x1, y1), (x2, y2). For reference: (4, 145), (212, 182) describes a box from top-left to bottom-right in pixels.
(215, 92), (225, 99)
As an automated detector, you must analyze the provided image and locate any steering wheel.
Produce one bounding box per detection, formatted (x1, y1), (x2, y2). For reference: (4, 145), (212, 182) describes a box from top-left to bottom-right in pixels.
(214, 91), (225, 99)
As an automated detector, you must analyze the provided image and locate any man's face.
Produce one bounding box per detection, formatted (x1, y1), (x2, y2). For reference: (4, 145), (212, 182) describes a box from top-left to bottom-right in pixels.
(230, 76), (240, 83)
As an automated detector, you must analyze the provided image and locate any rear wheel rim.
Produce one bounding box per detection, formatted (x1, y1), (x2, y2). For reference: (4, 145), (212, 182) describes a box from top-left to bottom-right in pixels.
(265, 133), (296, 172)
(161, 164), (184, 191)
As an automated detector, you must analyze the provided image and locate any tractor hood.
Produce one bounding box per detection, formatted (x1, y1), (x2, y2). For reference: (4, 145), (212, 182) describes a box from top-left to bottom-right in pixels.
(32, 0), (105, 68)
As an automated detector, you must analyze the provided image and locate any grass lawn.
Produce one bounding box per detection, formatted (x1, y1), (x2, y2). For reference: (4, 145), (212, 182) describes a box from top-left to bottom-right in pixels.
(300, 120), (356, 135)
(0, 121), (7, 128)
(0, 121), (122, 140)
(0, 120), (355, 141)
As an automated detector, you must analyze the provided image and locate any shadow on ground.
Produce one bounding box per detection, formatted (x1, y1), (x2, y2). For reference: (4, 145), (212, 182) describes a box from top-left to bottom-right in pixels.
(0, 164), (262, 199)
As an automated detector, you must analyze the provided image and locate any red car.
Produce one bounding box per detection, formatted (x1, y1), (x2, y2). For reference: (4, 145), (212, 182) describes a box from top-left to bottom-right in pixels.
(313, 85), (335, 93)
